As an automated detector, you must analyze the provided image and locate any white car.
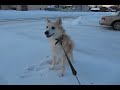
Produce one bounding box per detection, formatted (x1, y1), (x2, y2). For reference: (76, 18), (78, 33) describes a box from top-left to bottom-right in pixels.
(99, 11), (120, 30)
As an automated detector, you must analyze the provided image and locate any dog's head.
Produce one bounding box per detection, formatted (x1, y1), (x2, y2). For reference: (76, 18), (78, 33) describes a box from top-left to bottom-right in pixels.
(45, 17), (65, 39)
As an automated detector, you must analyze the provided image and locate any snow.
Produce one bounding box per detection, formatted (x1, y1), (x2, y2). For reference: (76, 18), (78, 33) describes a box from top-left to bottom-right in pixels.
(72, 15), (101, 26)
(0, 10), (120, 85)
(90, 8), (100, 11)
(0, 10), (112, 20)
(0, 75), (8, 85)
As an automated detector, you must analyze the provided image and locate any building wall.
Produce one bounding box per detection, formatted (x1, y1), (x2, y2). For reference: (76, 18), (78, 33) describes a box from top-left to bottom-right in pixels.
(10, 5), (17, 8)
(0, 5), (48, 10)
(16, 5), (22, 10)
(27, 5), (48, 10)
(0, 5), (18, 10)
(73, 5), (90, 11)
(0, 5), (10, 10)
(82, 5), (90, 11)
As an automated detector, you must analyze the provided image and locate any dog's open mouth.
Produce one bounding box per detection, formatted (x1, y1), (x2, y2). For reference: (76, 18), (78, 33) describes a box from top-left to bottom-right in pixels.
(46, 33), (54, 38)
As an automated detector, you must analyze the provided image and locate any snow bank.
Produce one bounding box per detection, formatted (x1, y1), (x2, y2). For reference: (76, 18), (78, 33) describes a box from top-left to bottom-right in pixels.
(72, 12), (113, 25)
(0, 10), (112, 20)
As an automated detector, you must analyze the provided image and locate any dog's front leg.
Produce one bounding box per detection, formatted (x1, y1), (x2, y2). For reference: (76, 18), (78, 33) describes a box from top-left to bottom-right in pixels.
(59, 56), (65, 77)
(50, 56), (56, 70)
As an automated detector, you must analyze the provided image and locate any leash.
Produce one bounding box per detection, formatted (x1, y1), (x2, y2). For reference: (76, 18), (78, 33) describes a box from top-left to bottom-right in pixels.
(55, 35), (81, 85)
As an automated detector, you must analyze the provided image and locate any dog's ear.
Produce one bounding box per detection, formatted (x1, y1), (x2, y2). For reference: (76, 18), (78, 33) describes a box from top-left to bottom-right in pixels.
(56, 17), (62, 25)
(46, 18), (50, 23)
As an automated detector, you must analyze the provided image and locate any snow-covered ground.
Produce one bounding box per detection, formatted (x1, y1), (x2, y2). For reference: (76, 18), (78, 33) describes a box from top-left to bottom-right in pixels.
(0, 10), (120, 85)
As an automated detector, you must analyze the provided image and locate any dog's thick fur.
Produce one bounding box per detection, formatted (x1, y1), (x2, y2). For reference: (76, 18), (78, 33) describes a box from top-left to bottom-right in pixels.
(45, 17), (74, 76)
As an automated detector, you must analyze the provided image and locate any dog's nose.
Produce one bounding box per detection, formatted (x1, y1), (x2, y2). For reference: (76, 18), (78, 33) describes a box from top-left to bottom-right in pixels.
(45, 31), (49, 35)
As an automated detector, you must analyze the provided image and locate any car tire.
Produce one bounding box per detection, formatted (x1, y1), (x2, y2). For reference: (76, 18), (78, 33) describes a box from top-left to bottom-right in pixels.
(112, 21), (120, 31)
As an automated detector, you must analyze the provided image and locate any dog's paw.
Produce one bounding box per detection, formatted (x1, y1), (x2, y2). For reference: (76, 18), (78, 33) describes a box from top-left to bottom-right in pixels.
(47, 60), (52, 65)
(49, 66), (55, 70)
(58, 73), (64, 77)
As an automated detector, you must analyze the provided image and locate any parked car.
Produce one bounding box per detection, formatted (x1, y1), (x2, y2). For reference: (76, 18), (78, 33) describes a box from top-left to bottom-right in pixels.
(106, 8), (116, 12)
(99, 11), (120, 30)
(90, 8), (100, 12)
(100, 7), (108, 12)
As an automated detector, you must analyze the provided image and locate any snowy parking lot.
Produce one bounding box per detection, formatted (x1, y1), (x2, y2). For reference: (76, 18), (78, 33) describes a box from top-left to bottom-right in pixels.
(0, 10), (120, 85)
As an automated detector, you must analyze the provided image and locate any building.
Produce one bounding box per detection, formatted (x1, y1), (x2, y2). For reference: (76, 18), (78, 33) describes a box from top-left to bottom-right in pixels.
(0, 5), (48, 10)
(72, 5), (90, 11)
(0, 5), (91, 12)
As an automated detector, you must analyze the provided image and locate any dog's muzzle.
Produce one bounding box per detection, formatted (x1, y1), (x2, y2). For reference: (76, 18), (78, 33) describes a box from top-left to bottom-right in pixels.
(45, 31), (54, 38)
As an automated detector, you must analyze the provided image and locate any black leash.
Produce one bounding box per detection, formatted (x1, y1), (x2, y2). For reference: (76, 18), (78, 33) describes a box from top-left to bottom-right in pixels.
(55, 36), (81, 85)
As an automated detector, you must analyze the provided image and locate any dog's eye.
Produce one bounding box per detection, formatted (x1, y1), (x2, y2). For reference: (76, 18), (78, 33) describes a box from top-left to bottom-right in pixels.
(46, 26), (48, 28)
(51, 27), (55, 29)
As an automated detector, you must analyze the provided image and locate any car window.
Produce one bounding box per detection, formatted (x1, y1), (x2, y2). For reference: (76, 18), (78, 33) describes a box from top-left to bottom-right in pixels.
(111, 12), (117, 16)
(116, 11), (120, 16)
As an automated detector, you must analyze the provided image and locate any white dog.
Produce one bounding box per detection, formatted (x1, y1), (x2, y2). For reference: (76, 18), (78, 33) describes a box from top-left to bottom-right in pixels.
(45, 17), (74, 76)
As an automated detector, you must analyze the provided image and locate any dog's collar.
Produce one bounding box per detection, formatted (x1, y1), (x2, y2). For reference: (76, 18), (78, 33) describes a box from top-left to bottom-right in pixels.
(55, 35), (64, 45)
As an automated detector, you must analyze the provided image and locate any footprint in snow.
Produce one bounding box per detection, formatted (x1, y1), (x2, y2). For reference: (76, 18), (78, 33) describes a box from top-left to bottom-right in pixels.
(19, 57), (50, 78)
